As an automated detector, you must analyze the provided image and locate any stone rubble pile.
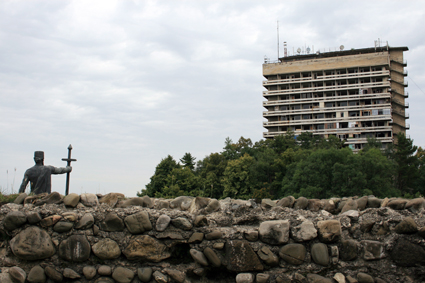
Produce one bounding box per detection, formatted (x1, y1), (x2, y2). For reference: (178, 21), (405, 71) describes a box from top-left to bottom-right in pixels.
(0, 192), (424, 283)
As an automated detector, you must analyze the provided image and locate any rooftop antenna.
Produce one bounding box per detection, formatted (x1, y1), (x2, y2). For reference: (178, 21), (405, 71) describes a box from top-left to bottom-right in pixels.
(284, 41), (287, 57)
(277, 21), (280, 59)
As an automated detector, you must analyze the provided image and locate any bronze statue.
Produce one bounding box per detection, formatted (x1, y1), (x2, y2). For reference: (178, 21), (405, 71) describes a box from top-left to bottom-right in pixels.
(18, 151), (72, 195)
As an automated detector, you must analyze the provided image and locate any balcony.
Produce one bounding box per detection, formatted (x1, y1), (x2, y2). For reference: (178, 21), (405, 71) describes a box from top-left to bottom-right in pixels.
(263, 104), (392, 117)
(262, 70), (390, 86)
(263, 81), (391, 97)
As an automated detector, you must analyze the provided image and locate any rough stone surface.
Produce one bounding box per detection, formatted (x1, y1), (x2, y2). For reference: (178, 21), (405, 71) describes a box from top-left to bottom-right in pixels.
(14, 193), (27, 204)
(92, 238), (121, 259)
(256, 273), (270, 283)
(45, 266), (63, 282)
(226, 240), (263, 272)
(259, 220), (290, 245)
(205, 230), (222, 240)
(82, 266), (96, 280)
(10, 226), (56, 260)
(63, 268), (81, 279)
(279, 243), (306, 265)
(317, 220), (341, 243)
(170, 196), (194, 210)
(339, 239), (358, 261)
(9, 266), (26, 283)
(26, 212), (42, 224)
(294, 197), (308, 209)
(164, 268), (185, 283)
(362, 240), (385, 260)
(100, 213), (125, 231)
(291, 220), (317, 242)
(244, 230), (258, 241)
(236, 273), (254, 283)
(99, 192), (125, 207)
(58, 235), (91, 262)
(156, 214), (171, 231)
(3, 211), (27, 231)
(171, 217), (193, 230)
(394, 217), (417, 234)
(311, 243), (329, 266)
(124, 211), (152, 234)
(152, 271), (168, 283)
(27, 265), (46, 283)
(257, 246), (279, 266)
(98, 265), (112, 276)
(357, 272), (374, 283)
(341, 198), (358, 213)
(80, 193), (99, 207)
(138, 267), (152, 282)
(307, 273), (333, 283)
(277, 196), (295, 208)
(63, 193), (80, 207)
(333, 273), (346, 283)
(405, 197), (425, 213)
(53, 221), (74, 233)
(390, 238), (425, 266)
(74, 213), (94, 229)
(112, 267), (135, 283)
(123, 235), (171, 261)
(204, 247), (221, 267)
(190, 248), (209, 266)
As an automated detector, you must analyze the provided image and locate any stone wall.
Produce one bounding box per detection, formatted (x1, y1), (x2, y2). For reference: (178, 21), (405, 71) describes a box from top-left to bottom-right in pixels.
(1, 192), (425, 283)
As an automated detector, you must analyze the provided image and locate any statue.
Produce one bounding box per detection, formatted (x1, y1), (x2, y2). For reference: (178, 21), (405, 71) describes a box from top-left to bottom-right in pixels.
(18, 151), (72, 195)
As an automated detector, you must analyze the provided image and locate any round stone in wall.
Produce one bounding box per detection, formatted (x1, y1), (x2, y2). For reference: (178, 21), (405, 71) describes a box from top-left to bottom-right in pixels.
(92, 238), (121, 260)
(10, 226), (56, 260)
(279, 244), (306, 265)
(58, 235), (91, 262)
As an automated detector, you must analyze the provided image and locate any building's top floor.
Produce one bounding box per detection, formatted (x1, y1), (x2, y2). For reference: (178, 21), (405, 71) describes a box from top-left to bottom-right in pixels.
(274, 46), (409, 64)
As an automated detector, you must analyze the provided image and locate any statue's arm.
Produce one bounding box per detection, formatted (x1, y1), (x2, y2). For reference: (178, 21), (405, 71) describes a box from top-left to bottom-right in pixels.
(18, 174), (30, 193)
(51, 166), (72, 174)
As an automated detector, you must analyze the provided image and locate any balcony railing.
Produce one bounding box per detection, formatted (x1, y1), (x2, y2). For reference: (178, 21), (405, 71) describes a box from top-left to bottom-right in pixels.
(263, 115), (392, 126)
(263, 104), (392, 117)
(263, 81), (390, 96)
(263, 92), (391, 107)
(263, 70), (390, 86)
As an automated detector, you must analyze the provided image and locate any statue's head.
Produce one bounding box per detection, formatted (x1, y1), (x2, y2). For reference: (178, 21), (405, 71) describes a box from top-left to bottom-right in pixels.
(34, 151), (44, 164)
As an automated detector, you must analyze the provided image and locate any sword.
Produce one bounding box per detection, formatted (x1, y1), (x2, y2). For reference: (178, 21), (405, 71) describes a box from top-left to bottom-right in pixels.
(62, 144), (77, 196)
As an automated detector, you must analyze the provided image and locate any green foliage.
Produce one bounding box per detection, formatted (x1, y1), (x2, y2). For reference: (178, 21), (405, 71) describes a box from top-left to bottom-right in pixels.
(387, 134), (419, 195)
(180, 153), (196, 170)
(222, 153), (255, 199)
(138, 155), (180, 197)
(141, 134), (424, 200)
(0, 192), (19, 203)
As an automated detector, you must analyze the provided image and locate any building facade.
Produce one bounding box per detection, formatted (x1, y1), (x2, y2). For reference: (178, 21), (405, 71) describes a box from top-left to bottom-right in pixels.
(262, 46), (409, 151)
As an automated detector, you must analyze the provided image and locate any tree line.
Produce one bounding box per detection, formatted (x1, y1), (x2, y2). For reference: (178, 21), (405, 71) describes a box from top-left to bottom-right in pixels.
(138, 132), (425, 200)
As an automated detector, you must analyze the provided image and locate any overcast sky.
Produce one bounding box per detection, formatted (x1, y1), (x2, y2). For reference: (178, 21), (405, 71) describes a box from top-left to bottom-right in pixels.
(1, 0), (424, 197)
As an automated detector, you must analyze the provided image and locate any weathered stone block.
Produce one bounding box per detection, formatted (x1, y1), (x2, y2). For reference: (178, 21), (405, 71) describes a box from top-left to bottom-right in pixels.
(279, 243), (306, 265)
(10, 226), (56, 260)
(225, 240), (263, 272)
(259, 220), (290, 245)
(58, 235), (91, 262)
(92, 238), (121, 259)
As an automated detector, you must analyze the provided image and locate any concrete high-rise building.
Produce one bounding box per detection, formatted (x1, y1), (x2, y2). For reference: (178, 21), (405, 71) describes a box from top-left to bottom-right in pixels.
(262, 45), (409, 151)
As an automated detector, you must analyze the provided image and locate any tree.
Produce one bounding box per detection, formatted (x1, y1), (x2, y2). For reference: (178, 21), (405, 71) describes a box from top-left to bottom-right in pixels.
(138, 155), (180, 197)
(388, 134), (419, 195)
(222, 153), (255, 199)
(180, 153), (196, 170)
(281, 148), (353, 199)
(196, 153), (227, 199)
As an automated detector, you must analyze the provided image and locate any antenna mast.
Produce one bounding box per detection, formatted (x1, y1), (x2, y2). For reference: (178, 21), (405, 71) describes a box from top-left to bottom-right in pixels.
(277, 21), (279, 59)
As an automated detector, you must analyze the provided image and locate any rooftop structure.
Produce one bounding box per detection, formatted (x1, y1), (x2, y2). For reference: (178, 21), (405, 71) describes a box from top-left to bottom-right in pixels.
(262, 45), (409, 151)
